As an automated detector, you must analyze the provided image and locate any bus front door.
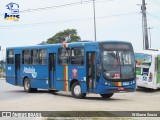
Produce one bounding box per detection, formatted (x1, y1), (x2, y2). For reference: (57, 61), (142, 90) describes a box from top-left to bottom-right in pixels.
(157, 56), (160, 83)
(15, 54), (20, 85)
(86, 52), (96, 92)
(49, 53), (56, 89)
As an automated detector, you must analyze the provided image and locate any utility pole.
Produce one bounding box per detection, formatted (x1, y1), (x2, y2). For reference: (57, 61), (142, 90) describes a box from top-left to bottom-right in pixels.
(141, 0), (149, 50)
(93, 0), (97, 41)
(148, 27), (153, 48)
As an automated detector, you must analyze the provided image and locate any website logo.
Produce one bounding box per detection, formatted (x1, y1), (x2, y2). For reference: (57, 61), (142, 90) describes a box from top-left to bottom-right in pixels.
(2, 112), (11, 117)
(4, 2), (20, 21)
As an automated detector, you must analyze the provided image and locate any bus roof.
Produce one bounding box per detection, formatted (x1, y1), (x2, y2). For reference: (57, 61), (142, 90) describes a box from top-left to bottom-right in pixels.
(135, 50), (160, 56)
(6, 40), (132, 50)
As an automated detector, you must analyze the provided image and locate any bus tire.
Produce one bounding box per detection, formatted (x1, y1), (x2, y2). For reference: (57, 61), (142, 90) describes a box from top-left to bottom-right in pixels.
(31, 88), (38, 92)
(24, 78), (37, 93)
(71, 82), (86, 99)
(100, 93), (114, 99)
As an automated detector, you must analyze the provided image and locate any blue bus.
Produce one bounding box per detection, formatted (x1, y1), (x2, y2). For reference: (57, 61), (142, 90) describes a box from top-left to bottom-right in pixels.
(6, 40), (136, 99)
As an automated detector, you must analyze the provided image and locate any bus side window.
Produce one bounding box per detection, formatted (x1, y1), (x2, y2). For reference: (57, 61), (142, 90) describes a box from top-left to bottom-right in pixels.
(155, 57), (159, 72)
(7, 50), (14, 64)
(31, 49), (38, 65)
(71, 47), (84, 65)
(39, 49), (47, 65)
(22, 50), (30, 64)
(58, 48), (70, 65)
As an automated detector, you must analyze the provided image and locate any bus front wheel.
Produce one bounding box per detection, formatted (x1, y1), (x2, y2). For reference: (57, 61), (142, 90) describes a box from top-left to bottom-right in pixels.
(24, 78), (37, 92)
(100, 93), (114, 99)
(71, 82), (86, 99)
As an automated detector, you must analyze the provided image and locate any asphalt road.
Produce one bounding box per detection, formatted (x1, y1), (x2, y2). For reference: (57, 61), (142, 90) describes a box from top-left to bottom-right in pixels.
(0, 78), (160, 111)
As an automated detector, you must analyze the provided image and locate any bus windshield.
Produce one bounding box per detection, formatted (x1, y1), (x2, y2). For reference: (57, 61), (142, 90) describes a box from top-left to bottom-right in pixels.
(101, 43), (135, 80)
(135, 53), (152, 67)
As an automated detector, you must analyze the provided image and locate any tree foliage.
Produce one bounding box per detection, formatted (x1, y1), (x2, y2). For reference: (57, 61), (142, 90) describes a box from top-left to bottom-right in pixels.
(38, 41), (47, 45)
(46, 29), (81, 44)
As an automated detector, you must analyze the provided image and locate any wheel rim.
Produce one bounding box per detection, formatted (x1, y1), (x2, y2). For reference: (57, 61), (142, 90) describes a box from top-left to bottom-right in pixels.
(25, 80), (29, 90)
(74, 85), (81, 96)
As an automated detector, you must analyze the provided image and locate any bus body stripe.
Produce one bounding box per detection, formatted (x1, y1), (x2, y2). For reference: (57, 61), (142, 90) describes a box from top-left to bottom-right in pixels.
(112, 82), (122, 86)
(115, 82), (118, 86)
(64, 66), (66, 91)
(63, 43), (68, 48)
(64, 66), (68, 91)
(65, 43), (68, 48)
(118, 82), (122, 86)
(66, 66), (68, 91)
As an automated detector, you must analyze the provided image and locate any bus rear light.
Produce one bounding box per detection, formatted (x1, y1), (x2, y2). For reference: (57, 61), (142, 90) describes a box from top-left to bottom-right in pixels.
(149, 72), (153, 82)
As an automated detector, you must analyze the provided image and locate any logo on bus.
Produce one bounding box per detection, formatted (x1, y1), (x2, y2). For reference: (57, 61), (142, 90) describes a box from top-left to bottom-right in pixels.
(72, 68), (78, 78)
(23, 67), (37, 78)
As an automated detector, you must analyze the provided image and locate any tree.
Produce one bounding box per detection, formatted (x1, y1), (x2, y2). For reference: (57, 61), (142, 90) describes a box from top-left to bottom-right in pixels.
(0, 60), (5, 76)
(38, 41), (47, 45)
(46, 29), (81, 44)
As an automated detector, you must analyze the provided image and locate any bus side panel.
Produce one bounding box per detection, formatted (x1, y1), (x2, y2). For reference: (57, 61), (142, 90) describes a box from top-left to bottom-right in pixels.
(55, 81), (65, 91)
(31, 79), (48, 89)
(21, 65), (49, 89)
(68, 65), (87, 93)
(157, 56), (160, 83)
(6, 64), (16, 85)
(55, 65), (73, 91)
(55, 65), (65, 91)
(55, 65), (87, 92)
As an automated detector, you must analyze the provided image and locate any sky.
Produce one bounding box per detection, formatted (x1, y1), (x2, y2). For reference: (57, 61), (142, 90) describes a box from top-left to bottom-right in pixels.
(0, 0), (160, 60)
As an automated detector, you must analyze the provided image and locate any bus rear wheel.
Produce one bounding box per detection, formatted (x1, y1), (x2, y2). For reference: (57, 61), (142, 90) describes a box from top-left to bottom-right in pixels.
(24, 78), (37, 93)
(71, 82), (86, 99)
(100, 93), (114, 99)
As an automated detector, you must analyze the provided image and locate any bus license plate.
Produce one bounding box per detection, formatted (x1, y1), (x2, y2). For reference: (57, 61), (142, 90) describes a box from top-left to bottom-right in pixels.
(123, 82), (129, 86)
(118, 87), (124, 91)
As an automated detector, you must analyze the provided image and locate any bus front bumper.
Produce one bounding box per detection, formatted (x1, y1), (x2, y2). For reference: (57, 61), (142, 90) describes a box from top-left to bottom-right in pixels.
(96, 84), (136, 94)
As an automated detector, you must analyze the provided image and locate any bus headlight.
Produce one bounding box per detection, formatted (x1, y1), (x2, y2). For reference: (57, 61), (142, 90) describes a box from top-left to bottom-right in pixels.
(133, 80), (135, 84)
(104, 82), (108, 85)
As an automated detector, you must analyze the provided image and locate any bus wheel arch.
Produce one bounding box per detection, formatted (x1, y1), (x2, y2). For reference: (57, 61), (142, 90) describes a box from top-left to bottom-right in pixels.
(70, 79), (78, 91)
(23, 77), (37, 93)
(70, 80), (86, 99)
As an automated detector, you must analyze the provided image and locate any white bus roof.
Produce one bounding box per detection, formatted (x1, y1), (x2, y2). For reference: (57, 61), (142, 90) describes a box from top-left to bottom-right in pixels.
(135, 50), (160, 56)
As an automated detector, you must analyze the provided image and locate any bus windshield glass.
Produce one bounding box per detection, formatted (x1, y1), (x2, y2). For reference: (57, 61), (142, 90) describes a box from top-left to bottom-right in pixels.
(135, 53), (152, 67)
(101, 43), (135, 80)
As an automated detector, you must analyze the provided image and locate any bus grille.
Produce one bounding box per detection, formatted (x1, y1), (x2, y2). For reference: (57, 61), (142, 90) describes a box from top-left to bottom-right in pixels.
(107, 78), (135, 82)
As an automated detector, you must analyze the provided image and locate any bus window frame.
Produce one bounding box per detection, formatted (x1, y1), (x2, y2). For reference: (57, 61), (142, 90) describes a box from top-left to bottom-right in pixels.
(71, 47), (84, 66)
(22, 49), (31, 65)
(7, 50), (14, 64)
(155, 57), (158, 72)
(39, 49), (47, 65)
(31, 49), (39, 65)
(58, 48), (70, 65)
